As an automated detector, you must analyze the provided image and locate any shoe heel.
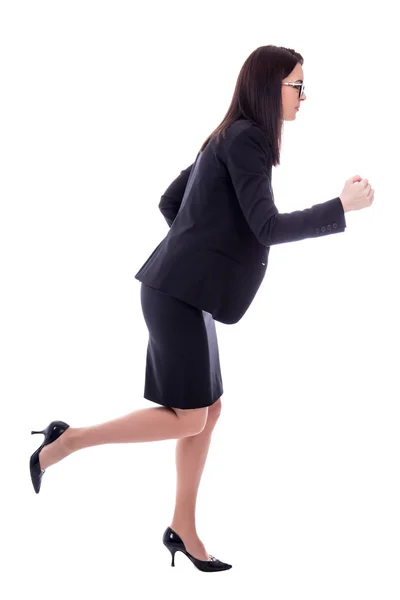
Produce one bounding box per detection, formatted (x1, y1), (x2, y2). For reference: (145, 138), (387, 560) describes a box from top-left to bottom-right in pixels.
(31, 430), (45, 435)
(168, 547), (177, 567)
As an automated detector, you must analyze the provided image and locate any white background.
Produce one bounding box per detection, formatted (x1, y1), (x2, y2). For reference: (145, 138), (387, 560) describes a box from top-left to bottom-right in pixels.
(1, 1), (399, 598)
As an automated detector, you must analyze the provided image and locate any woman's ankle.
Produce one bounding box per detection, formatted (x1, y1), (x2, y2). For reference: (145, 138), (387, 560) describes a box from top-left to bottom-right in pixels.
(170, 521), (198, 538)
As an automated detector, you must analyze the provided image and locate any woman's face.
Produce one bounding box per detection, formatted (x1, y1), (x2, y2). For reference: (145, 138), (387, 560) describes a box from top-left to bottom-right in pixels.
(282, 63), (306, 121)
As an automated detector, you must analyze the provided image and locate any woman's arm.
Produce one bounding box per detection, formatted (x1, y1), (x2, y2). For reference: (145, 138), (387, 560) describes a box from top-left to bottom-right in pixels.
(224, 126), (347, 246)
(158, 164), (194, 227)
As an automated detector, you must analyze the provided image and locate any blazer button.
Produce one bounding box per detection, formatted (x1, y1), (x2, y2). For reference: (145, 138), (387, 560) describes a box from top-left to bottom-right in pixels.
(333, 222), (337, 229)
(327, 224), (332, 231)
(316, 227), (321, 234)
(321, 226), (326, 232)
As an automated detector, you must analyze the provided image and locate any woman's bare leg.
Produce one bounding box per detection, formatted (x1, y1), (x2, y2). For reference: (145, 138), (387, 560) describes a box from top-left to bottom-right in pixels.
(38, 405), (208, 471)
(169, 398), (222, 561)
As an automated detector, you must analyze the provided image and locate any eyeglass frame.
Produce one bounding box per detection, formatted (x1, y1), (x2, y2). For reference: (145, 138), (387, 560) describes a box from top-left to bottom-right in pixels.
(282, 81), (305, 99)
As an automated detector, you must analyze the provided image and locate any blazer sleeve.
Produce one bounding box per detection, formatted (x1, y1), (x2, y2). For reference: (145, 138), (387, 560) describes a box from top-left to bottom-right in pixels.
(224, 126), (347, 246)
(158, 163), (194, 227)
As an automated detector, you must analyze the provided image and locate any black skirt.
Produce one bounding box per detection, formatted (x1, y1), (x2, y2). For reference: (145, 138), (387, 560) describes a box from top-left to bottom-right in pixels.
(140, 283), (223, 410)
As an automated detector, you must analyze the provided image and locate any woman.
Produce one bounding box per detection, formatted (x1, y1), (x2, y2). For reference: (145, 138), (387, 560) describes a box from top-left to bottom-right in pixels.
(29, 45), (374, 572)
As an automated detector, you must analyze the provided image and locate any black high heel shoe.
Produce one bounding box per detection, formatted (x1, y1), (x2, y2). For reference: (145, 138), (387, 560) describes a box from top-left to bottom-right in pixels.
(29, 420), (70, 494)
(162, 527), (232, 572)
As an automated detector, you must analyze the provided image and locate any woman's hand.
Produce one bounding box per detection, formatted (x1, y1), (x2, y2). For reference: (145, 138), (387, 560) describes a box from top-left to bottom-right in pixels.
(339, 175), (374, 212)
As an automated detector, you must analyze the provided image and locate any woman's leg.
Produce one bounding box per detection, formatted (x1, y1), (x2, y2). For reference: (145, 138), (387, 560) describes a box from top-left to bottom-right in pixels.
(38, 405), (209, 471)
(169, 398), (222, 561)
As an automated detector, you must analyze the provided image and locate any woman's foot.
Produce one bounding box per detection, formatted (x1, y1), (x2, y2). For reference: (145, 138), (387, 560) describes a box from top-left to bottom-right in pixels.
(169, 526), (210, 561)
(38, 427), (74, 470)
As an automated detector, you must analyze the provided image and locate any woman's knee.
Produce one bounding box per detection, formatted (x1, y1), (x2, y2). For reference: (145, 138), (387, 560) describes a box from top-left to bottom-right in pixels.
(207, 398), (222, 424)
(172, 406), (208, 435)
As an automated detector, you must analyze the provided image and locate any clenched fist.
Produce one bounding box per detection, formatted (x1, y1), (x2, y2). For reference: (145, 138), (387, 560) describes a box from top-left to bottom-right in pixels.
(339, 176), (374, 213)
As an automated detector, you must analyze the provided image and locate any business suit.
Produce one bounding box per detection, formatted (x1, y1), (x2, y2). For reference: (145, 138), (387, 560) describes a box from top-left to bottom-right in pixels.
(135, 118), (346, 326)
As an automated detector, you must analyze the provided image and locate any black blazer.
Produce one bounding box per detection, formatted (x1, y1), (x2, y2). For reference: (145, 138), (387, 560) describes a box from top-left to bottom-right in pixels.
(134, 118), (346, 324)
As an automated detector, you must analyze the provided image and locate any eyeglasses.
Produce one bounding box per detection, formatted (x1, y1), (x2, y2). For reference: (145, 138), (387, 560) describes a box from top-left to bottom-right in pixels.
(282, 81), (306, 99)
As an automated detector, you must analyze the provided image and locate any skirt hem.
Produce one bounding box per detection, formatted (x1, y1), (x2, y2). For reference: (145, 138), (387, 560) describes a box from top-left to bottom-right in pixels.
(143, 392), (224, 410)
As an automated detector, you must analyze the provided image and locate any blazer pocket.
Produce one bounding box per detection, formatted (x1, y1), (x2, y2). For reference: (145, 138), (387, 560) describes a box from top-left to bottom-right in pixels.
(208, 248), (244, 266)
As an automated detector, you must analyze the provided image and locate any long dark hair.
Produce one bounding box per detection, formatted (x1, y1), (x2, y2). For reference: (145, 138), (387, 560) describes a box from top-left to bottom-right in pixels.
(199, 45), (303, 167)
